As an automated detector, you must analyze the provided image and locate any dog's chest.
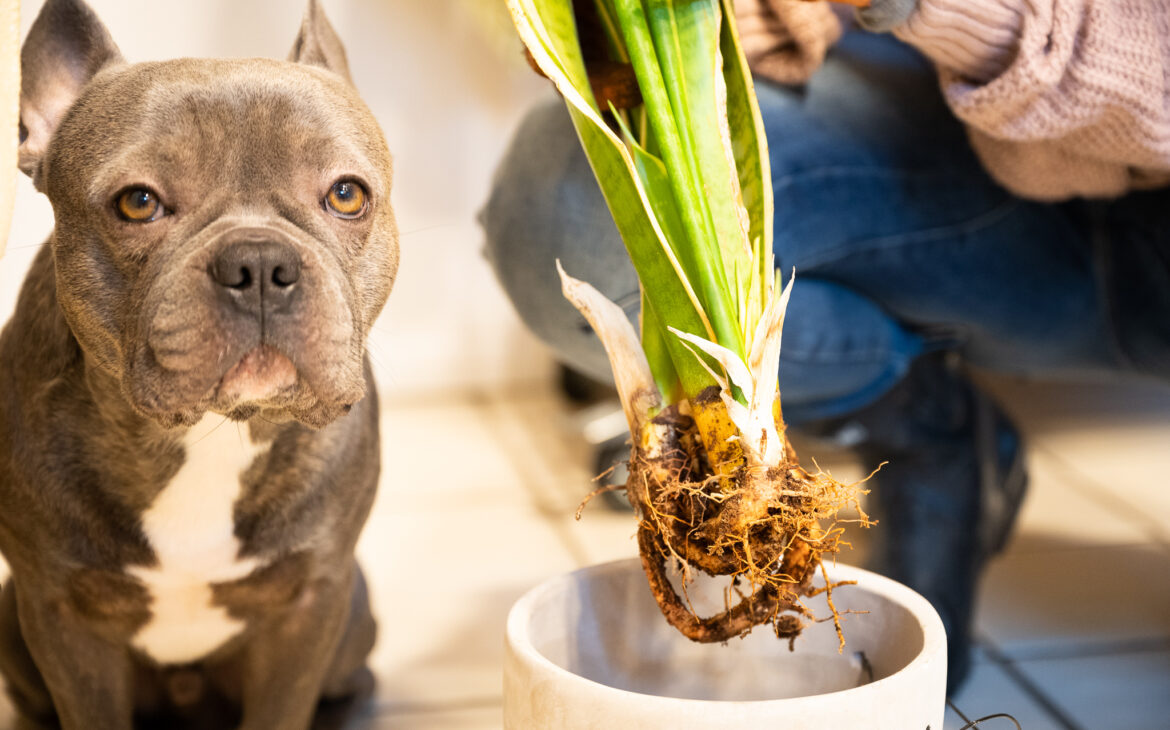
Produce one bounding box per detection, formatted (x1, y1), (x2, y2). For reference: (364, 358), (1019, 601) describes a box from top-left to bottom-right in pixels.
(127, 414), (269, 665)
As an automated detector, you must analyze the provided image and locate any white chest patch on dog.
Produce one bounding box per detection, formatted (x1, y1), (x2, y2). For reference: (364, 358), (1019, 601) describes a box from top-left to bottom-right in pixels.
(128, 414), (270, 665)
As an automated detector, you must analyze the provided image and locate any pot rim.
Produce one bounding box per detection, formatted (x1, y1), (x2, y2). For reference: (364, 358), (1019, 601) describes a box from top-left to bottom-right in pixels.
(506, 558), (948, 707)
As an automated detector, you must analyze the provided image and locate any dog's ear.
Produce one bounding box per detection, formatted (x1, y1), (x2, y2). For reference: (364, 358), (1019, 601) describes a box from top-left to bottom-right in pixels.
(19, 0), (123, 184)
(289, 0), (353, 84)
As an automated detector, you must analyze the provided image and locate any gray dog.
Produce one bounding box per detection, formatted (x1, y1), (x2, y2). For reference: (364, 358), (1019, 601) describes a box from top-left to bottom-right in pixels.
(0, 0), (398, 727)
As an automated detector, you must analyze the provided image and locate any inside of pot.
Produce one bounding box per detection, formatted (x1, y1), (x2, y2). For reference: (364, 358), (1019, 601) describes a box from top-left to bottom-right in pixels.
(525, 561), (926, 701)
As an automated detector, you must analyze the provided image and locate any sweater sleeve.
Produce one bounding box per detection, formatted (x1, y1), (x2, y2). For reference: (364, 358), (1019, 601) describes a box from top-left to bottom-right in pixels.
(891, 0), (1170, 199)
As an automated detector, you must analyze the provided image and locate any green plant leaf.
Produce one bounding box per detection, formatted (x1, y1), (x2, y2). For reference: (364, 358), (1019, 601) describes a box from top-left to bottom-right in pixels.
(507, 0), (775, 408)
(508, 0), (718, 397)
(644, 0), (753, 305)
(640, 289), (683, 405)
(718, 0), (772, 291)
(610, 0), (744, 360)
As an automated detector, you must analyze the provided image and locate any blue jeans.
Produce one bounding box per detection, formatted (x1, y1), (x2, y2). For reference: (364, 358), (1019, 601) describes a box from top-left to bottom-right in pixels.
(481, 31), (1168, 424)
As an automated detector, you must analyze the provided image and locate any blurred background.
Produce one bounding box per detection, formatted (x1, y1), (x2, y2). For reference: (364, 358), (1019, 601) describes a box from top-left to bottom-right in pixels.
(1, 2), (1169, 729)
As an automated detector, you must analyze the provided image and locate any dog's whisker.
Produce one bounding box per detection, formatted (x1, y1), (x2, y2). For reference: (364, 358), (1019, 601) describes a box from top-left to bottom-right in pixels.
(4, 241), (52, 251)
(396, 222), (458, 238)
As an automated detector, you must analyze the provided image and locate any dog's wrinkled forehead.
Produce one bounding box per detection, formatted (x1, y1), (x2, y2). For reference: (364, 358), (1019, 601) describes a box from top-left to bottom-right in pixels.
(47, 58), (390, 210)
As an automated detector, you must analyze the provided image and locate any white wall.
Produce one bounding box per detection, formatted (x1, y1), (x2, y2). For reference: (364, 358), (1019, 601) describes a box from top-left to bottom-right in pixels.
(1, 0), (558, 400)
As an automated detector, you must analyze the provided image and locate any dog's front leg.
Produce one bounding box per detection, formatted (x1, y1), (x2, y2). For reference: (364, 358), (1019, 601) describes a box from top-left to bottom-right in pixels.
(237, 573), (354, 730)
(14, 586), (135, 730)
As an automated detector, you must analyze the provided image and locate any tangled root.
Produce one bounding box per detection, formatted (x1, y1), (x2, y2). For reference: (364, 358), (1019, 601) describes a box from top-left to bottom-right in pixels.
(603, 402), (870, 646)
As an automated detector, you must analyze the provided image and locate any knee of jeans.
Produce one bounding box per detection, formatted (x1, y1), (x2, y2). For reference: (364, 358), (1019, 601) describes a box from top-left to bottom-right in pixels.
(480, 97), (639, 383)
(777, 278), (924, 423)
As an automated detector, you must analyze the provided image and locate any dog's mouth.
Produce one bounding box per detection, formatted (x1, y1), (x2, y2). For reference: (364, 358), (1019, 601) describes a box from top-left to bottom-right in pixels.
(214, 345), (298, 405)
(130, 339), (363, 429)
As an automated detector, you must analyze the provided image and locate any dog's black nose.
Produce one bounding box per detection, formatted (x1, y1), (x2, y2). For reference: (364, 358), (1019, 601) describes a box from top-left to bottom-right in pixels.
(211, 241), (302, 313)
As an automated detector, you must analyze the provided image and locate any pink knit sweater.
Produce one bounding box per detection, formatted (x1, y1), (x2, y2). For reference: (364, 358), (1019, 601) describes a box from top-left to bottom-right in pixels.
(735, 0), (1170, 201)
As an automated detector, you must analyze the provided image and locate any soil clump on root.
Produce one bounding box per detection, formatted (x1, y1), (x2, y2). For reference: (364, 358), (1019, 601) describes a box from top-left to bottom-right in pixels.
(591, 397), (870, 648)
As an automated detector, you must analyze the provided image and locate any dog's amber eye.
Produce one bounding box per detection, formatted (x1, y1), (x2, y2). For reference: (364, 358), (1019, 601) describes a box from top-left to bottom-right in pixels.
(116, 188), (163, 223)
(325, 180), (367, 219)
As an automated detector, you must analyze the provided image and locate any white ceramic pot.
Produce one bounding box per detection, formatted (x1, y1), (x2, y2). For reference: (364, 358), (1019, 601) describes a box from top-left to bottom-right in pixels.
(505, 558), (947, 729)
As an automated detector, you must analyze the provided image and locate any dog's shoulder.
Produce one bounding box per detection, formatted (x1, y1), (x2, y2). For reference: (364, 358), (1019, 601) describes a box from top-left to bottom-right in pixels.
(0, 244), (82, 396)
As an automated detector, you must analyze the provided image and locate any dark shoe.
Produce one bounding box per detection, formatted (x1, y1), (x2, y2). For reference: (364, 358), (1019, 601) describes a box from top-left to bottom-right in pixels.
(558, 364), (616, 405)
(817, 354), (1027, 695)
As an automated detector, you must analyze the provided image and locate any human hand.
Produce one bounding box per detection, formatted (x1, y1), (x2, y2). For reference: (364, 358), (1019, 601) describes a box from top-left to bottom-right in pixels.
(806, 0), (919, 33)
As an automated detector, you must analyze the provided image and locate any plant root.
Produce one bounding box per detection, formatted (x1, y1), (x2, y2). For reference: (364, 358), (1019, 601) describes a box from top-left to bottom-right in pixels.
(621, 402), (870, 646)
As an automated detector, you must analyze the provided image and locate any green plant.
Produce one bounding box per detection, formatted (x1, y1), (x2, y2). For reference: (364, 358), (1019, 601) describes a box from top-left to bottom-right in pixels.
(508, 0), (865, 644)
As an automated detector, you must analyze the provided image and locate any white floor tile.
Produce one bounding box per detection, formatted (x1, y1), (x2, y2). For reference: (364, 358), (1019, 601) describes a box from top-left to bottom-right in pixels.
(480, 389), (606, 516)
(371, 704), (501, 729)
(377, 400), (533, 513)
(558, 507), (639, 568)
(944, 661), (1063, 730)
(1015, 649), (1170, 730)
(1040, 439), (1170, 543)
(975, 543), (1170, 660)
(358, 499), (577, 708)
(976, 376), (1170, 438)
(364, 395), (582, 707)
(366, 396), (576, 709)
(1008, 451), (1153, 553)
(979, 376), (1170, 540)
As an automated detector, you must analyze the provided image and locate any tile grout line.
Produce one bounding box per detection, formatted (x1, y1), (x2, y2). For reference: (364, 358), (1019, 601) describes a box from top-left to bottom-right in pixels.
(978, 636), (1086, 730)
(999, 539), (1155, 560)
(991, 635), (1170, 664)
(471, 395), (596, 567)
(1033, 444), (1169, 546)
(470, 392), (640, 569)
(372, 695), (503, 717)
(471, 392), (580, 511)
(550, 517), (596, 568)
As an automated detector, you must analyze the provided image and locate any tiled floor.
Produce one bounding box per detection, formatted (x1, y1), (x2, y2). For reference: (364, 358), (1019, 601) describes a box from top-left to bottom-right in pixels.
(1, 375), (1169, 728)
(942, 376), (1170, 730)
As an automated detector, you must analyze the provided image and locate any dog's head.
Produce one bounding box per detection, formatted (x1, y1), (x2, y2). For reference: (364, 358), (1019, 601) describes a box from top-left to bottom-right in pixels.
(19, 0), (398, 428)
